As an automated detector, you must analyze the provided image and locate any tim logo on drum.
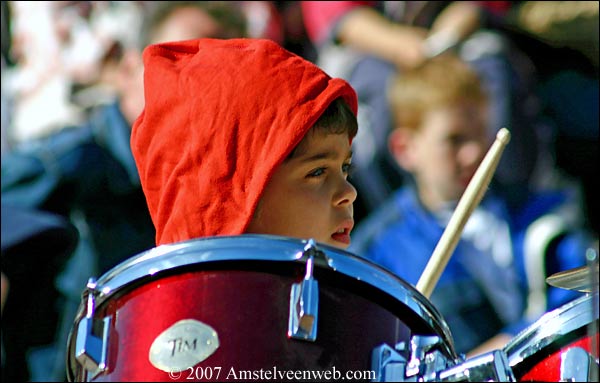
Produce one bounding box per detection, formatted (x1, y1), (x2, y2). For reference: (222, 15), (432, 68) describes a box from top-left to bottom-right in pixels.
(168, 337), (200, 357)
(149, 319), (220, 373)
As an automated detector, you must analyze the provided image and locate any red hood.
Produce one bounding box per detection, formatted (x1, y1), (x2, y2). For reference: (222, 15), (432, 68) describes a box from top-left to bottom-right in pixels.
(131, 38), (357, 245)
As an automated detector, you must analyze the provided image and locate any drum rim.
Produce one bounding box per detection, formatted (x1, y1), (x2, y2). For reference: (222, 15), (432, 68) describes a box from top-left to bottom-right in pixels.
(88, 234), (457, 357)
(503, 292), (598, 367)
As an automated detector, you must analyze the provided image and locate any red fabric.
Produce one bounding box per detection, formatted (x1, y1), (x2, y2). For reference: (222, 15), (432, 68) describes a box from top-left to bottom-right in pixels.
(131, 38), (357, 246)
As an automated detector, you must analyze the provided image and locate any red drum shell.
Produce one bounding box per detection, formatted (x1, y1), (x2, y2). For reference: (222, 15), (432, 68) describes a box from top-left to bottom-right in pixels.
(67, 235), (457, 381)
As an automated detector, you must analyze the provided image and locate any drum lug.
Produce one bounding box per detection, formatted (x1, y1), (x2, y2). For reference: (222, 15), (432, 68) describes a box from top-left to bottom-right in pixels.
(405, 335), (447, 378)
(560, 346), (597, 382)
(75, 278), (111, 378)
(288, 239), (320, 341)
(372, 336), (451, 381)
(371, 343), (410, 381)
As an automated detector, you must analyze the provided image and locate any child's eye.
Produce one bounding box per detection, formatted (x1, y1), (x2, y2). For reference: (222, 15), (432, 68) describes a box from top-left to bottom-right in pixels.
(307, 162), (353, 178)
(307, 167), (326, 177)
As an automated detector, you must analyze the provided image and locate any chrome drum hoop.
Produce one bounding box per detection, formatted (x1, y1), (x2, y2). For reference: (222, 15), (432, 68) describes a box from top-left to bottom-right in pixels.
(80, 234), (457, 359)
(503, 292), (599, 368)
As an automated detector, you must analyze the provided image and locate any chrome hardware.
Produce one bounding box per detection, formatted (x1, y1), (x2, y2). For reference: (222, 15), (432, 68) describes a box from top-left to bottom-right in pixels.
(405, 335), (447, 378)
(371, 343), (409, 381)
(288, 239), (320, 341)
(372, 335), (453, 381)
(560, 347), (596, 382)
(372, 336), (515, 381)
(437, 350), (515, 382)
(75, 278), (111, 378)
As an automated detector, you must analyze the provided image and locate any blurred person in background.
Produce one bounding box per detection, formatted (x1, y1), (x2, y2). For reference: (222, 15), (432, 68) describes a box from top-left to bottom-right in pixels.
(349, 53), (596, 356)
(1, 1), (247, 380)
(299, 1), (513, 224)
(299, 1), (597, 239)
(3, 1), (111, 146)
(237, 1), (317, 61)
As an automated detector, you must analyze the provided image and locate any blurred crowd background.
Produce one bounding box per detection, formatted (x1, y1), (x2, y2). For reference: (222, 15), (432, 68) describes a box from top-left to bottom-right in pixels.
(0, 1), (598, 382)
(1, 1), (597, 233)
(0, 1), (316, 149)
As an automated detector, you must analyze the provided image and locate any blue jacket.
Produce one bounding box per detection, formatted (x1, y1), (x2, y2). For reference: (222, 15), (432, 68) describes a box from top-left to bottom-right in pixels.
(349, 185), (590, 354)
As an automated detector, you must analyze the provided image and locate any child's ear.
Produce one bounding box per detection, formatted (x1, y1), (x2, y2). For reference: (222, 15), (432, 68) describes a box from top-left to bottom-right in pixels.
(388, 128), (416, 171)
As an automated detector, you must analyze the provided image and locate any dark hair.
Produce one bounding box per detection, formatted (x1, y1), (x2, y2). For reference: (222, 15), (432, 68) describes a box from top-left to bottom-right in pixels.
(314, 98), (358, 136)
(287, 98), (357, 159)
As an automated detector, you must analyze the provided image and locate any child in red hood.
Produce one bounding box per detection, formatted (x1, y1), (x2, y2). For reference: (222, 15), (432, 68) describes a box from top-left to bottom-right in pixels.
(131, 38), (359, 249)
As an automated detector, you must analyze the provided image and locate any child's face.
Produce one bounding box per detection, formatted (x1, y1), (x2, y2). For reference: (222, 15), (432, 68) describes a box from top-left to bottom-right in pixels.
(246, 130), (357, 249)
(406, 102), (489, 211)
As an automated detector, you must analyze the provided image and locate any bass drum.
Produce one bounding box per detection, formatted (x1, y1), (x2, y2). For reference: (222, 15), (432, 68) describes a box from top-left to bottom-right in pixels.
(504, 293), (599, 381)
(67, 235), (458, 381)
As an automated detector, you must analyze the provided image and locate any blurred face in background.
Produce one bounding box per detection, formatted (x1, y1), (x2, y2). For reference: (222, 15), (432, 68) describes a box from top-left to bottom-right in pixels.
(148, 6), (227, 44)
(116, 5), (245, 124)
(390, 100), (489, 211)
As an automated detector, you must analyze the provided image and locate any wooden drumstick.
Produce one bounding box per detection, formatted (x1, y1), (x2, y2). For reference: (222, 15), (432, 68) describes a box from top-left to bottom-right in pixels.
(416, 128), (511, 298)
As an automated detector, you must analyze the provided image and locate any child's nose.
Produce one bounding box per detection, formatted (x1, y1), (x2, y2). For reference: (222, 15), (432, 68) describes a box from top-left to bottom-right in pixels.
(335, 178), (358, 206)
